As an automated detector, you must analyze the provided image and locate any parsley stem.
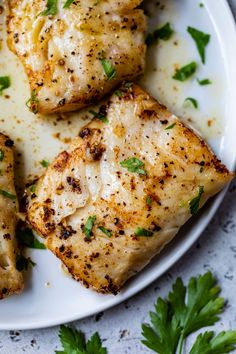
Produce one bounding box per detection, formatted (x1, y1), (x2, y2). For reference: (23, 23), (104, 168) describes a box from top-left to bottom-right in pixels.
(178, 332), (185, 354)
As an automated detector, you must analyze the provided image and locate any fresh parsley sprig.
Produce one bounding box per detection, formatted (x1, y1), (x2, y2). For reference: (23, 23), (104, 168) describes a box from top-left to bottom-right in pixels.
(189, 331), (236, 354)
(141, 272), (236, 354)
(54, 273), (236, 354)
(55, 325), (107, 354)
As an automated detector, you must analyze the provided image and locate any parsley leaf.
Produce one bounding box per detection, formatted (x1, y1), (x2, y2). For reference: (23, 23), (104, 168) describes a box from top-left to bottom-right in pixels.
(146, 196), (153, 205)
(56, 325), (107, 354)
(173, 62), (197, 81)
(100, 55), (116, 80)
(89, 110), (108, 123)
(16, 255), (36, 271)
(165, 123), (176, 130)
(17, 227), (46, 250)
(114, 90), (123, 98)
(26, 90), (39, 114)
(135, 227), (154, 237)
(189, 331), (236, 354)
(184, 97), (198, 109)
(169, 272), (224, 339)
(0, 149), (4, 161)
(142, 272), (226, 354)
(98, 226), (112, 238)
(189, 185), (204, 215)
(146, 23), (174, 46)
(197, 78), (212, 85)
(56, 325), (85, 353)
(41, 0), (58, 16)
(63, 0), (74, 8)
(142, 298), (181, 354)
(0, 76), (10, 95)
(86, 332), (107, 354)
(0, 189), (16, 200)
(83, 215), (96, 240)
(188, 27), (211, 64)
(120, 158), (146, 175)
(40, 159), (49, 168)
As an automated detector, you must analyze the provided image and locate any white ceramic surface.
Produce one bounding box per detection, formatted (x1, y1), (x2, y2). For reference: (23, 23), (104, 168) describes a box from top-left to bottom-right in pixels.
(0, 0), (236, 330)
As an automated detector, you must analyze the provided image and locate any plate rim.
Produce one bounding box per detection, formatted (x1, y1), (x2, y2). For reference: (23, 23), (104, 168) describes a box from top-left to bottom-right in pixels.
(1, 0), (236, 330)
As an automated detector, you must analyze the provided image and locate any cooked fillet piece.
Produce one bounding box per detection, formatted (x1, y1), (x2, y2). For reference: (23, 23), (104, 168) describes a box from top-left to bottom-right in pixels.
(0, 134), (23, 299)
(27, 84), (234, 294)
(7, 0), (146, 114)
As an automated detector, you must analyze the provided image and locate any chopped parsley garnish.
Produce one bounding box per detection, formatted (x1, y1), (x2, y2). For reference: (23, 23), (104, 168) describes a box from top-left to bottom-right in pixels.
(124, 82), (133, 89)
(29, 184), (36, 193)
(173, 62), (197, 81)
(63, 0), (74, 8)
(98, 226), (112, 238)
(83, 215), (96, 240)
(17, 227), (46, 250)
(120, 158), (146, 175)
(0, 189), (16, 200)
(56, 325), (107, 354)
(114, 90), (123, 98)
(165, 123), (176, 130)
(100, 55), (116, 80)
(89, 110), (108, 123)
(41, 0), (58, 16)
(40, 159), (49, 168)
(0, 76), (10, 95)
(141, 271), (236, 354)
(0, 149), (4, 161)
(135, 227), (154, 237)
(189, 185), (204, 215)
(185, 97), (198, 109)
(146, 22), (174, 46)
(197, 78), (212, 85)
(16, 254), (36, 271)
(187, 26), (211, 64)
(26, 90), (39, 114)
(146, 196), (153, 206)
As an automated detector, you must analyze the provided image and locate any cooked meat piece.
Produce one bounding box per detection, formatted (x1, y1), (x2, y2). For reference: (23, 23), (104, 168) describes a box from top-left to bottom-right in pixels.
(7, 0), (146, 114)
(0, 134), (23, 299)
(27, 84), (234, 294)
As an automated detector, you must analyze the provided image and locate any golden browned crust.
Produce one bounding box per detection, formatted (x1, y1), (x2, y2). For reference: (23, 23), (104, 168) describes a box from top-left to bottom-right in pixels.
(0, 133), (23, 299)
(7, 0), (147, 114)
(27, 84), (234, 294)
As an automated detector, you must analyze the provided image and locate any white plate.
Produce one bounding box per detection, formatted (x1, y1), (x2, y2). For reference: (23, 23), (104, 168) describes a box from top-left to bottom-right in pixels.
(0, 0), (236, 330)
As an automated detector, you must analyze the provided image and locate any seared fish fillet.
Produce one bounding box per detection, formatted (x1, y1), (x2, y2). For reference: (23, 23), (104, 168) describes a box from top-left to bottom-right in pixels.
(7, 0), (146, 114)
(0, 134), (23, 299)
(27, 85), (233, 294)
